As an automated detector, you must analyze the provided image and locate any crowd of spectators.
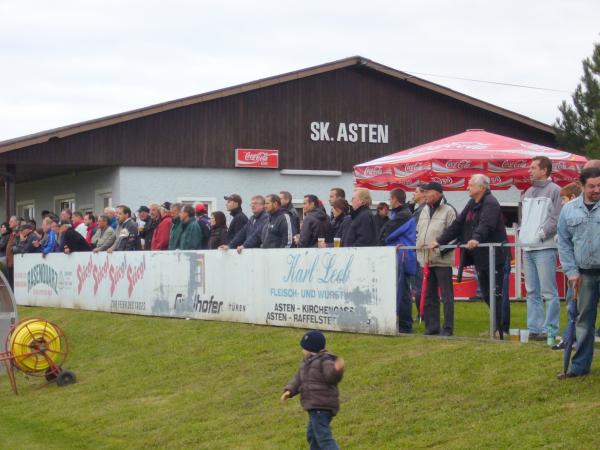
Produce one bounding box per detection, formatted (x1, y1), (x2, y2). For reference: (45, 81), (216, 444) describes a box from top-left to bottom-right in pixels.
(2, 158), (600, 378)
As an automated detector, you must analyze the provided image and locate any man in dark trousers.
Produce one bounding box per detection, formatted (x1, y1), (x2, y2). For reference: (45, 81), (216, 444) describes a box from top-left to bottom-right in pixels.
(415, 182), (456, 336)
(261, 194), (293, 248)
(433, 174), (508, 339)
(224, 194), (249, 244)
(379, 188), (417, 333)
(59, 220), (91, 254)
(346, 188), (377, 247)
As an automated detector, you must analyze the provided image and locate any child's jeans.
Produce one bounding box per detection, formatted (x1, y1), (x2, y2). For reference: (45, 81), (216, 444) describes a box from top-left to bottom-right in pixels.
(307, 409), (338, 450)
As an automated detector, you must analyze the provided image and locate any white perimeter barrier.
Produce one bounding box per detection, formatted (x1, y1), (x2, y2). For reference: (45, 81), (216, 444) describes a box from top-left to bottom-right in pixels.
(14, 247), (398, 335)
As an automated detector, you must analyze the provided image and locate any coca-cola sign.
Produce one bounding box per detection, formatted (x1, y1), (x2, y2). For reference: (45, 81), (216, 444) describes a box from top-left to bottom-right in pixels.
(432, 159), (484, 173)
(235, 149), (279, 168)
(431, 176), (466, 189)
(355, 165), (392, 179)
(488, 160), (529, 173)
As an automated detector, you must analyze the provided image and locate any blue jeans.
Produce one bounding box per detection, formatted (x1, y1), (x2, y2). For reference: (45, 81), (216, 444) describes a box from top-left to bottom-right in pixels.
(523, 249), (560, 335)
(307, 410), (338, 450)
(569, 273), (600, 375)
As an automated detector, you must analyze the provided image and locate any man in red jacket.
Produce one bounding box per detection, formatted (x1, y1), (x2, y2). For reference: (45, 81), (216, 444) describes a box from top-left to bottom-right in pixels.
(151, 202), (172, 250)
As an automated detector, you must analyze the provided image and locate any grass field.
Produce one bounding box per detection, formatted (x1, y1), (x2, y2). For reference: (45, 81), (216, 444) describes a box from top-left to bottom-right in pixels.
(1, 303), (600, 449)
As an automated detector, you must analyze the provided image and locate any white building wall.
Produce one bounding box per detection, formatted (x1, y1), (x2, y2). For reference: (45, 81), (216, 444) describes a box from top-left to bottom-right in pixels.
(118, 167), (360, 218)
(1, 165), (522, 224)
(0, 167), (119, 223)
(118, 167), (521, 221)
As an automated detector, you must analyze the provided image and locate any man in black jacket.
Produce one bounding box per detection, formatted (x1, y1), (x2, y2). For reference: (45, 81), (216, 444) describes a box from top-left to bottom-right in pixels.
(297, 194), (332, 248)
(224, 194), (249, 243)
(279, 191), (300, 236)
(346, 188), (377, 247)
(108, 205), (139, 252)
(432, 174), (509, 338)
(59, 221), (91, 254)
(261, 194), (293, 248)
(223, 195), (269, 252)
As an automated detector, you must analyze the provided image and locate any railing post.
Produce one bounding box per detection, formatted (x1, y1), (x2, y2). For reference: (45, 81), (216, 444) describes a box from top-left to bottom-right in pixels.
(489, 245), (496, 340)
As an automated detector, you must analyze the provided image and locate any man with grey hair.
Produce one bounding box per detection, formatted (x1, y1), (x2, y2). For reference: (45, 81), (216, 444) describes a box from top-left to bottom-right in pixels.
(433, 174), (509, 338)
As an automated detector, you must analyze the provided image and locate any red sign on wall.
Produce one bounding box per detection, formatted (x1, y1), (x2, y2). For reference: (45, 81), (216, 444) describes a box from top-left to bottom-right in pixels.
(235, 149), (279, 168)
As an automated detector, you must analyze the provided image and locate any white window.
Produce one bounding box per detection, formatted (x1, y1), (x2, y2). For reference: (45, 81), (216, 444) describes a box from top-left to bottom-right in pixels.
(17, 200), (35, 221)
(176, 197), (217, 214)
(54, 194), (76, 214)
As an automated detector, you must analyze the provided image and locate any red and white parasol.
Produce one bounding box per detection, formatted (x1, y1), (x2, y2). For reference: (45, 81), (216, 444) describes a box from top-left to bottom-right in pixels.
(354, 129), (587, 191)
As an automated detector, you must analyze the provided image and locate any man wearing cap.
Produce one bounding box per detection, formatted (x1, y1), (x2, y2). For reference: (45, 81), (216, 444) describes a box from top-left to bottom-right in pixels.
(151, 202), (172, 251)
(222, 195), (269, 252)
(195, 204), (211, 250)
(142, 204), (160, 250)
(136, 206), (153, 250)
(415, 182), (456, 336)
(224, 194), (249, 244)
(58, 220), (91, 254)
(433, 174), (509, 338)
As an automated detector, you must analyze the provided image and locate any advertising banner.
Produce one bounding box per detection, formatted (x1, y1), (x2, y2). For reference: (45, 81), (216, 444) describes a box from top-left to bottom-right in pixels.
(14, 247), (398, 335)
(234, 149), (279, 168)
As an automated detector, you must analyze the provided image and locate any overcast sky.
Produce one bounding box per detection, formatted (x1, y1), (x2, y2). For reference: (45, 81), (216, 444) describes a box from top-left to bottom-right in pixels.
(0, 0), (598, 142)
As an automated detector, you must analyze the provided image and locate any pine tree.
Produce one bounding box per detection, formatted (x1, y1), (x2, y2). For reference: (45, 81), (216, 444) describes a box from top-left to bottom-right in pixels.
(555, 42), (600, 158)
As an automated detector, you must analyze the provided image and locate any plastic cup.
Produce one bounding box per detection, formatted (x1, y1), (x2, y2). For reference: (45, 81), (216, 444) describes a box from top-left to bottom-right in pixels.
(509, 329), (519, 342)
(519, 329), (530, 343)
(334, 237), (341, 248)
(318, 238), (326, 248)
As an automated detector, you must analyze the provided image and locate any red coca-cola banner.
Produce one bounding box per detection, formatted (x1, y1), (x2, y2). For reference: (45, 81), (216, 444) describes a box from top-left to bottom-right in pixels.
(235, 149), (279, 168)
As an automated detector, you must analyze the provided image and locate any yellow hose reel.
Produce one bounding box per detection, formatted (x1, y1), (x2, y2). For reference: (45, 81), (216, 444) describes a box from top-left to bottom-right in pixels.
(1, 317), (75, 394)
(9, 318), (65, 372)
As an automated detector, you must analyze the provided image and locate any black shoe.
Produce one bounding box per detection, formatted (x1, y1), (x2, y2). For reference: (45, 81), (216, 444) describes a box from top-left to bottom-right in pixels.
(399, 328), (413, 334)
(530, 332), (548, 342)
(424, 330), (440, 336)
(551, 341), (566, 351)
(441, 330), (453, 337)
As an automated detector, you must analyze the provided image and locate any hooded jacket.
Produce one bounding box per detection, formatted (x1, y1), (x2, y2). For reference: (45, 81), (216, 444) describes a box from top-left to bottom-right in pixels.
(261, 209), (292, 248)
(299, 208), (332, 248)
(284, 351), (344, 415)
(380, 204), (417, 275)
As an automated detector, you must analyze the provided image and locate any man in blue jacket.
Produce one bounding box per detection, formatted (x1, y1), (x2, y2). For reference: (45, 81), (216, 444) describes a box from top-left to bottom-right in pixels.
(379, 188), (416, 333)
(222, 195), (269, 253)
(557, 167), (600, 379)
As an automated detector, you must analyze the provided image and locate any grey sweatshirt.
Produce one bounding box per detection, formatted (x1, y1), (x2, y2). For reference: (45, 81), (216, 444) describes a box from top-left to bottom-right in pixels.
(519, 179), (562, 250)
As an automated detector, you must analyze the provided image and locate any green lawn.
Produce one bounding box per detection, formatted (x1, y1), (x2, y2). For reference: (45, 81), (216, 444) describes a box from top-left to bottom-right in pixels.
(0, 303), (598, 449)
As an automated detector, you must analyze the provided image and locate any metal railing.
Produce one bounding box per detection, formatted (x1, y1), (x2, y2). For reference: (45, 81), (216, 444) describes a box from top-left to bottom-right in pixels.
(395, 242), (560, 339)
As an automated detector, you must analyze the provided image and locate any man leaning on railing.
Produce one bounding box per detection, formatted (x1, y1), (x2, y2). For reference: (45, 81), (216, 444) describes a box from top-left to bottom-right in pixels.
(432, 174), (509, 339)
